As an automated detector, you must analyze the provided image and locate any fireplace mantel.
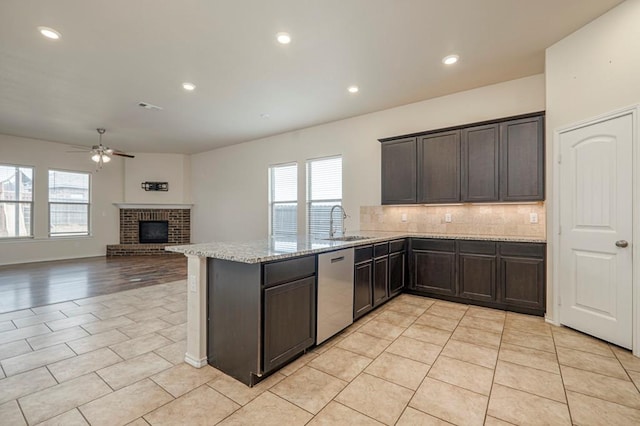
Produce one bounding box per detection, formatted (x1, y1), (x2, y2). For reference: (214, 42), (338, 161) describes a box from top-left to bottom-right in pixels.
(113, 203), (193, 210)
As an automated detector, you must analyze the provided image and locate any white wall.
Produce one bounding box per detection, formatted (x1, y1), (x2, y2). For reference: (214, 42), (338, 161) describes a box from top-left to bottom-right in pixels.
(0, 134), (124, 265)
(545, 0), (640, 322)
(124, 153), (191, 204)
(191, 74), (545, 243)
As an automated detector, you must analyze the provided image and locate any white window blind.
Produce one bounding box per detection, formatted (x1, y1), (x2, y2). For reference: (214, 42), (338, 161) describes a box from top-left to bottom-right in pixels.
(0, 164), (33, 238)
(49, 170), (90, 236)
(269, 163), (297, 237)
(307, 156), (343, 237)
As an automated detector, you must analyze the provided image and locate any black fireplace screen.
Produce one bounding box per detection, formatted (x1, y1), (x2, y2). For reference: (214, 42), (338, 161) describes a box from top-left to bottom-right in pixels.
(139, 220), (169, 243)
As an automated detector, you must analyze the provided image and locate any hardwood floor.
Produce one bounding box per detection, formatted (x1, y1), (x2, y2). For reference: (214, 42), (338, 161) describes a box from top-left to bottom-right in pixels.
(0, 255), (187, 313)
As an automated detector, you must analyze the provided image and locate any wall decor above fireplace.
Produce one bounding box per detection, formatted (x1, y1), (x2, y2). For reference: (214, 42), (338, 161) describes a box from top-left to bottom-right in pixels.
(141, 182), (169, 191)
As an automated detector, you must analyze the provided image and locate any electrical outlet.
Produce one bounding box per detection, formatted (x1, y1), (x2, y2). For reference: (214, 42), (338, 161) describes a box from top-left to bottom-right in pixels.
(401, 213), (407, 222)
(189, 275), (197, 292)
(530, 212), (539, 224)
(445, 213), (452, 223)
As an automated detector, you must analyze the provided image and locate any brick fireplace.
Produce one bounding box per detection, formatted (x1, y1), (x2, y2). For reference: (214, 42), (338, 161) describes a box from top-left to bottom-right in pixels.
(107, 204), (191, 256)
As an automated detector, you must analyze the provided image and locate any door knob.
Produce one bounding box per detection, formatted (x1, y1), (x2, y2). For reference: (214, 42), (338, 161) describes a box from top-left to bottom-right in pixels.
(615, 240), (629, 248)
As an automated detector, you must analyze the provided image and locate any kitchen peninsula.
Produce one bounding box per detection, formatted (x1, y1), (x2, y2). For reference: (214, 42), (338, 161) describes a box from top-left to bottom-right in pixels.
(168, 230), (545, 386)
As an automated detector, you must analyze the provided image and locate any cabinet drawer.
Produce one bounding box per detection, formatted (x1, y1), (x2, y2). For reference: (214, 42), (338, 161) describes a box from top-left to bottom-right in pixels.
(263, 255), (316, 287)
(374, 242), (389, 258)
(411, 238), (455, 252)
(389, 239), (406, 253)
(355, 246), (373, 263)
(499, 242), (545, 258)
(458, 240), (496, 255)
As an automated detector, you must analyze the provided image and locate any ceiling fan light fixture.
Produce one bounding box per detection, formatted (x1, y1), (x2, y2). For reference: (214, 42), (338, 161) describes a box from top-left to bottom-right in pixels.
(91, 153), (101, 163)
(442, 54), (459, 65)
(102, 155), (111, 163)
(276, 32), (291, 44)
(38, 26), (61, 40)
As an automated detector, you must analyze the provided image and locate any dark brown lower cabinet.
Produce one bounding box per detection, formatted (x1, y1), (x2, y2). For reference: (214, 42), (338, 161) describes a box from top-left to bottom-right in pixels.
(408, 238), (546, 316)
(388, 239), (406, 296)
(373, 243), (389, 307)
(410, 239), (456, 296)
(458, 241), (496, 302)
(499, 243), (545, 312)
(373, 257), (388, 306)
(354, 259), (373, 319)
(388, 251), (405, 296)
(263, 276), (316, 373)
(207, 254), (316, 386)
(354, 242), (404, 320)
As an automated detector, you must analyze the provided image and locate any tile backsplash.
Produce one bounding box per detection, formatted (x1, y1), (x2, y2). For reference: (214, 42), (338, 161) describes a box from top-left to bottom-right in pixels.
(360, 203), (546, 239)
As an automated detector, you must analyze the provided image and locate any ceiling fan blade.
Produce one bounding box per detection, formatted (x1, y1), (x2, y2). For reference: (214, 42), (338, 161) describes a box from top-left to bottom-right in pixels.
(112, 152), (135, 158)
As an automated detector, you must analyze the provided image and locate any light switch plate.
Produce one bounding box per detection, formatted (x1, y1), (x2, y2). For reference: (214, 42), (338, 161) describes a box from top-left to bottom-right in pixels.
(530, 212), (539, 224)
(445, 213), (452, 223)
(189, 275), (197, 292)
(401, 213), (407, 222)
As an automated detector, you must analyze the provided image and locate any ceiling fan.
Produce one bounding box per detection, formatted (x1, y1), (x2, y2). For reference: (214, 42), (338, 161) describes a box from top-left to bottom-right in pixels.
(70, 128), (135, 169)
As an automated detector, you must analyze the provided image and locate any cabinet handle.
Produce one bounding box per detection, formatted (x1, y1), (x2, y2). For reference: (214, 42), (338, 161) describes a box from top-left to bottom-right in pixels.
(331, 256), (345, 263)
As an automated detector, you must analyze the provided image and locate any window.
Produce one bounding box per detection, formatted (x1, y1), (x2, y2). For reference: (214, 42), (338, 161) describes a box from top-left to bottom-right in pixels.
(0, 165), (33, 238)
(269, 163), (297, 237)
(48, 170), (90, 236)
(307, 156), (343, 237)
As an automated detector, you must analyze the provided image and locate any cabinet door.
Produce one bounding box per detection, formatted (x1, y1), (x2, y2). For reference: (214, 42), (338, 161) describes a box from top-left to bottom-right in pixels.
(381, 138), (417, 204)
(263, 276), (316, 373)
(373, 257), (389, 307)
(499, 256), (545, 311)
(459, 254), (496, 301)
(500, 116), (544, 201)
(388, 251), (405, 296)
(418, 130), (460, 203)
(412, 250), (456, 296)
(461, 124), (499, 202)
(354, 261), (373, 319)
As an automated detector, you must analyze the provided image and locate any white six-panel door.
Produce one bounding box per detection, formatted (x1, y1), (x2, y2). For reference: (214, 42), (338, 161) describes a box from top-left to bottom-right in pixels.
(558, 113), (633, 349)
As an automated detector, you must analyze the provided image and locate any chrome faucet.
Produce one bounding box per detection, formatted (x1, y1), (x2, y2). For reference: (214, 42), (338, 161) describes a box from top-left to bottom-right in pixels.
(329, 205), (348, 238)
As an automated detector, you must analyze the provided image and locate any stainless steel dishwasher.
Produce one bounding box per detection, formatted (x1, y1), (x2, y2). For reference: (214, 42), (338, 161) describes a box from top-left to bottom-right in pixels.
(317, 247), (354, 344)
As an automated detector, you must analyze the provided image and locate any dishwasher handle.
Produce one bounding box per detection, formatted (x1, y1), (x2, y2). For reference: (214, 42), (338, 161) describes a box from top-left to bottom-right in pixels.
(330, 256), (345, 263)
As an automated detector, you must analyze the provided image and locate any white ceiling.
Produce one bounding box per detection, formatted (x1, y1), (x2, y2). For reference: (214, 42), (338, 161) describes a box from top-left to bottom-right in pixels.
(0, 0), (623, 154)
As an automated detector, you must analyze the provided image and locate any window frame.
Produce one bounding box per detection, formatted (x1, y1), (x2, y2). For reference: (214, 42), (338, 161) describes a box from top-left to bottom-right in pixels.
(268, 162), (298, 238)
(48, 169), (91, 237)
(0, 163), (34, 239)
(306, 155), (343, 237)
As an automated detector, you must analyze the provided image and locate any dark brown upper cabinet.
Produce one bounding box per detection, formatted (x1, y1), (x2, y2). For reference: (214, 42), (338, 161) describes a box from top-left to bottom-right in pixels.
(500, 116), (545, 201)
(379, 112), (545, 204)
(381, 137), (417, 204)
(461, 124), (499, 202)
(418, 130), (460, 203)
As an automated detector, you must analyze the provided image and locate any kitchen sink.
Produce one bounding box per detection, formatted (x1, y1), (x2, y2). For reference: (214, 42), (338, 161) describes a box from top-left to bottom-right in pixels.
(324, 235), (372, 242)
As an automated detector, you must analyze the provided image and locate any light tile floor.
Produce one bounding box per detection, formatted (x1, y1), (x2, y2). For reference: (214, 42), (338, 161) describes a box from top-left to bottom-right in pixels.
(1, 283), (640, 425)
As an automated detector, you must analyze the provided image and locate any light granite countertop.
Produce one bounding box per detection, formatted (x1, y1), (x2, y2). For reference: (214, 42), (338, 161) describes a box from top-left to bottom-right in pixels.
(165, 231), (546, 264)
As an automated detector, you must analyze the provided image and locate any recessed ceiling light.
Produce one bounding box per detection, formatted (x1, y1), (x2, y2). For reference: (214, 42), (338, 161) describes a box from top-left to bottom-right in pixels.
(442, 54), (459, 65)
(347, 86), (359, 94)
(260, 113), (270, 119)
(38, 26), (61, 40)
(182, 82), (196, 91)
(276, 32), (291, 44)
